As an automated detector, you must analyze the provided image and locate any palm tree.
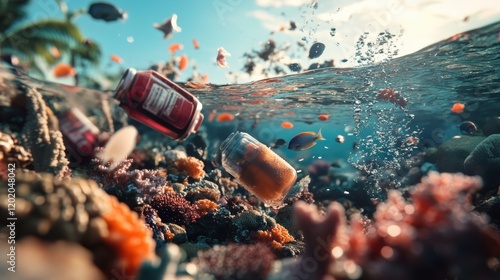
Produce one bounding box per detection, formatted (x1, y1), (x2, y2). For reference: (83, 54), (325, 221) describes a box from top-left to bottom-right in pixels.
(0, 0), (101, 84)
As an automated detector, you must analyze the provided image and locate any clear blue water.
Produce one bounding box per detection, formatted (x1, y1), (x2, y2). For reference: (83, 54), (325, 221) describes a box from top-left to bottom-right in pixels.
(1, 20), (499, 193)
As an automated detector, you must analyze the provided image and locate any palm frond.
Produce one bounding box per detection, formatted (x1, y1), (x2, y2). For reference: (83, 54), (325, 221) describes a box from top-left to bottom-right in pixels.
(0, 0), (31, 33)
(72, 40), (101, 66)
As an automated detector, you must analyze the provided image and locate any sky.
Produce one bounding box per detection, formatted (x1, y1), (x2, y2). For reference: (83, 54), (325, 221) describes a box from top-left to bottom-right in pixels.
(23, 0), (500, 86)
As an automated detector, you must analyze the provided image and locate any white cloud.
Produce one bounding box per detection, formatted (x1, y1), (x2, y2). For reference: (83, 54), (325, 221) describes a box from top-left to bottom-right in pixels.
(250, 10), (287, 30)
(256, 0), (312, 7)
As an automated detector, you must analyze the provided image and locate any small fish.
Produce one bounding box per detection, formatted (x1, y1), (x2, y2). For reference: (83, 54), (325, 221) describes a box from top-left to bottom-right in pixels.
(110, 54), (123, 64)
(178, 54), (188, 70)
(169, 43), (184, 53)
(451, 103), (465, 114)
(281, 121), (294, 129)
(288, 63), (301, 72)
(459, 121), (478, 134)
(216, 112), (235, 122)
(98, 125), (138, 170)
(53, 63), (76, 77)
(88, 2), (127, 22)
(154, 14), (182, 39)
(288, 128), (325, 151)
(216, 47), (231, 68)
(192, 39), (200, 49)
(318, 114), (330, 121)
(308, 42), (325, 59)
(335, 135), (345, 143)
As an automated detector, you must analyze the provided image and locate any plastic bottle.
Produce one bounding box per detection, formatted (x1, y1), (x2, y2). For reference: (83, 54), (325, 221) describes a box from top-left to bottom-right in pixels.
(220, 131), (297, 207)
(113, 68), (204, 141)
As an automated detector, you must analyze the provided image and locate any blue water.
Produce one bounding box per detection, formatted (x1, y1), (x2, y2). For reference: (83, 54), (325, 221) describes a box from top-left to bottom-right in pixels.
(1, 21), (499, 192)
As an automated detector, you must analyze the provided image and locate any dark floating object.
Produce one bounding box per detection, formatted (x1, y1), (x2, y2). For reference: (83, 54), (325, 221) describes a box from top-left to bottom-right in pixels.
(330, 27), (336, 37)
(308, 63), (320, 70)
(459, 121), (478, 134)
(341, 58), (348, 63)
(275, 138), (286, 147)
(288, 63), (302, 72)
(88, 2), (127, 22)
(154, 14), (182, 39)
(289, 21), (297, 30)
(308, 42), (325, 59)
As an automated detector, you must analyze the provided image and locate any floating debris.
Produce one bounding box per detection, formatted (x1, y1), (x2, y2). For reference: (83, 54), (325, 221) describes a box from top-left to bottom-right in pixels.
(308, 42), (325, 59)
(154, 14), (182, 39)
(98, 125), (138, 170)
(216, 47), (231, 68)
(335, 134), (345, 143)
(88, 2), (127, 22)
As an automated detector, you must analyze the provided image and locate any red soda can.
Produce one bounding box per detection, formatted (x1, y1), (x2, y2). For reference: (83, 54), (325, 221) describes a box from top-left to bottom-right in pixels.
(58, 108), (100, 166)
(113, 68), (204, 141)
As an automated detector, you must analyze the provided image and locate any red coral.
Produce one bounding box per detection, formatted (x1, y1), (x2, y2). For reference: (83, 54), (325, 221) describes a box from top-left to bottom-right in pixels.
(102, 196), (156, 277)
(292, 172), (500, 280)
(196, 243), (275, 280)
(173, 156), (205, 180)
(150, 192), (200, 226)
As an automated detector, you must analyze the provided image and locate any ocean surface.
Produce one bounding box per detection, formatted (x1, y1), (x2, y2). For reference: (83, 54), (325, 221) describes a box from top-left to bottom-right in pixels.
(1, 20), (499, 194)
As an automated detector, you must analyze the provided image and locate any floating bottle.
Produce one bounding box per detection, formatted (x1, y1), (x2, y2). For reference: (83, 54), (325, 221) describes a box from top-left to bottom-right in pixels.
(58, 108), (100, 166)
(113, 68), (204, 141)
(220, 131), (297, 207)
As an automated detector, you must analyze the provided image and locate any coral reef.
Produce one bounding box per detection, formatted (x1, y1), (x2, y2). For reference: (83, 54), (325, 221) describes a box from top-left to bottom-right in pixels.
(173, 156), (206, 180)
(253, 224), (295, 250)
(0, 172), (155, 278)
(0, 131), (32, 179)
(151, 192), (200, 226)
(20, 88), (70, 178)
(102, 195), (156, 277)
(289, 172), (500, 280)
(434, 135), (485, 173)
(196, 243), (276, 280)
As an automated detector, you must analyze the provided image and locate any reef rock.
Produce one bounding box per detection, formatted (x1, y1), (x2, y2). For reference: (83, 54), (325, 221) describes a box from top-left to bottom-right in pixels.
(435, 135), (485, 173)
(464, 134), (500, 191)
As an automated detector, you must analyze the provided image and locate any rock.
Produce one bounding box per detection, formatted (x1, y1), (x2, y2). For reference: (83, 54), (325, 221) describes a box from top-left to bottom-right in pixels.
(168, 223), (188, 244)
(435, 135), (485, 173)
(464, 134), (500, 191)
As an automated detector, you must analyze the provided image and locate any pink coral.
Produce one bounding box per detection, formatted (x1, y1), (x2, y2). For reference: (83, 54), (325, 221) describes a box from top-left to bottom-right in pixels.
(292, 172), (500, 280)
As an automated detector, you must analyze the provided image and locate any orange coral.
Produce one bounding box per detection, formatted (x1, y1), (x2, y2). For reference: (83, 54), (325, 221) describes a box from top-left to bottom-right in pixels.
(102, 196), (156, 277)
(194, 199), (219, 216)
(254, 224), (294, 250)
(173, 156), (206, 180)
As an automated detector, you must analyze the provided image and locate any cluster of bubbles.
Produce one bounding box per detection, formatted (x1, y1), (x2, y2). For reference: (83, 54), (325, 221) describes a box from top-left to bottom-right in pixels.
(347, 31), (421, 198)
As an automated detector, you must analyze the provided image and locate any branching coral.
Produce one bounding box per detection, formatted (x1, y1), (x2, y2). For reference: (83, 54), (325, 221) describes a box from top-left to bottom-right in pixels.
(254, 224), (295, 250)
(194, 199), (218, 216)
(150, 192), (200, 226)
(173, 156), (206, 180)
(20, 88), (70, 178)
(196, 243), (276, 280)
(290, 172), (500, 280)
